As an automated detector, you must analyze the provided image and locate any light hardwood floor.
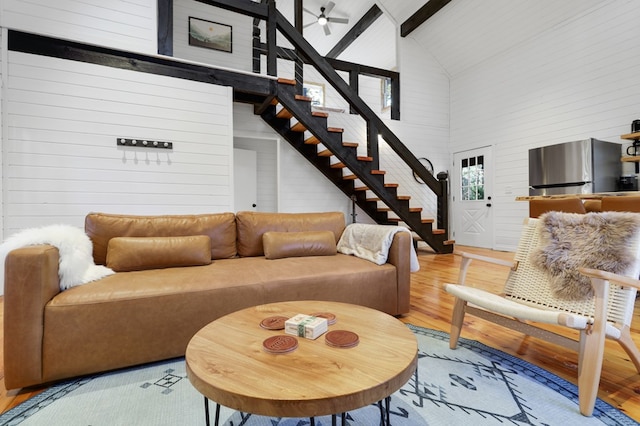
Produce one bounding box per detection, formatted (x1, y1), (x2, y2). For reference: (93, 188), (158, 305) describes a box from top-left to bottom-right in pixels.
(0, 245), (639, 421)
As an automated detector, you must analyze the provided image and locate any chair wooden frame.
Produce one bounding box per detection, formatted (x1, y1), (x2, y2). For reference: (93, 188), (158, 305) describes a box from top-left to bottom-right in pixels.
(445, 217), (640, 416)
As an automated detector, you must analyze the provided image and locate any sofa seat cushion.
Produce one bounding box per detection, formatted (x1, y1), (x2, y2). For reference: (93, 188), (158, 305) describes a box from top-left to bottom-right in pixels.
(48, 254), (396, 307)
(41, 254), (398, 383)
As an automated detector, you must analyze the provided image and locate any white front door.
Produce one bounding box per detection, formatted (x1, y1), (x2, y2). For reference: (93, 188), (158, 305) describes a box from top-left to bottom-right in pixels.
(234, 148), (258, 212)
(452, 146), (494, 248)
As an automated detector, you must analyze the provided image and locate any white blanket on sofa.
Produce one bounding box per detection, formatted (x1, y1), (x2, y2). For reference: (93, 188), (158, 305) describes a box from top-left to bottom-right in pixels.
(337, 223), (420, 272)
(0, 224), (114, 291)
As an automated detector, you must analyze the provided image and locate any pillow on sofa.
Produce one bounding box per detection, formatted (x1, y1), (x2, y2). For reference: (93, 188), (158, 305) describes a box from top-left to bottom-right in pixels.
(106, 235), (212, 272)
(263, 231), (337, 260)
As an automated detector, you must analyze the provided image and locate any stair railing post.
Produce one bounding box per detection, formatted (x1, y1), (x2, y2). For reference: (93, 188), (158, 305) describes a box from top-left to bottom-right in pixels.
(252, 22), (261, 73)
(294, 0), (304, 95)
(437, 171), (449, 237)
(266, 0), (277, 76)
(367, 121), (379, 170)
(349, 69), (359, 115)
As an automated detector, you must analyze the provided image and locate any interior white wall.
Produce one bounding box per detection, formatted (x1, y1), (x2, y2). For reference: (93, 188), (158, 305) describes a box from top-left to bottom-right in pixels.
(0, 0), (157, 54)
(449, 1), (640, 251)
(3, 51), (234, 237)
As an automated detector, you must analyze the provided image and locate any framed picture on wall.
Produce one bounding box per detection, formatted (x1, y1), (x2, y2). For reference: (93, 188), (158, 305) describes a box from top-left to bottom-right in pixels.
(188, 17), (232, 53)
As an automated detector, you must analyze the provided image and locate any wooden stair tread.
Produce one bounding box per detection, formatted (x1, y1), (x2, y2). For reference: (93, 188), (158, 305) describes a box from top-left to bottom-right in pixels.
(357, 156), (373, 162)
(397, 195), (411, 201)
(343, 174), (357, 180)
(371, 170), (385, 174)
(444, 240), (455, 245)
(330, 162), (346, 169)
(318, 149), (332, 157)
(366, 198), (380, 202)
(343, 142), (358, 148)
(277, 78), (296, 85)
(327, 127), (344, 133)
(354, 186), (369, 191)
(291, 122), (306, 132)
(276, 109), (293, 119)
(409, 207), (423, 213)
(422, 218), (435, 223)
(312, 111), (329, 118)
(295, 94), (312, 102)
(384, 183), (399, 188)
(305, 135), (320, 145)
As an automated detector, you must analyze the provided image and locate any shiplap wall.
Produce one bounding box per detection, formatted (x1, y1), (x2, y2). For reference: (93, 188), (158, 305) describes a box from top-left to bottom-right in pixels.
(450, 1), (640, 250)
(173, 0), (253, 72)
(0, 0), (157, 54)
(4, 51), (234, 236)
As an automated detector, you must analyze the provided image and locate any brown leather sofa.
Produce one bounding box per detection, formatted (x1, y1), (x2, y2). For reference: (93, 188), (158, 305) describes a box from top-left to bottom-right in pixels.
(3, 211), (412, 389)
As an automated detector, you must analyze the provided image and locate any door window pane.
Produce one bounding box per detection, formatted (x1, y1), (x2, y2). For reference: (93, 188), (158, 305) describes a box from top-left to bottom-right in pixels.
(460, 155), (485, 201)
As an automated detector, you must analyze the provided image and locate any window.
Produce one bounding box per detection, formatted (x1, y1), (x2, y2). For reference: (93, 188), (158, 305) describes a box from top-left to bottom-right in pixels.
(381, 78), (392, 110)
(461, 155), (484, 201)
(302, 82), (325, 107)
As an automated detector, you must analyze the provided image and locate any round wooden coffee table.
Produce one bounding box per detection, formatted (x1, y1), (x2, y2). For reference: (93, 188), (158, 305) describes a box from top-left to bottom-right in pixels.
(186, 300), (417, 425)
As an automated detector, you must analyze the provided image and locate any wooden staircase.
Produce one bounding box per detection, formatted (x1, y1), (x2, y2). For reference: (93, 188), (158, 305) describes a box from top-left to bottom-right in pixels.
(257, 78), (454, 253)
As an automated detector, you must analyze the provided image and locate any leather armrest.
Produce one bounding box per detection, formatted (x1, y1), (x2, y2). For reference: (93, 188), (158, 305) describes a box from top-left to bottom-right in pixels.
(386, 232), (411, 315)
(4, 244), (61, 389)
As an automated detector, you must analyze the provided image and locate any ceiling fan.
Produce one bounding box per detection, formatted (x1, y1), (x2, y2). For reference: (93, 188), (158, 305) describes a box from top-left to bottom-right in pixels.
(303, 1), (349, 35)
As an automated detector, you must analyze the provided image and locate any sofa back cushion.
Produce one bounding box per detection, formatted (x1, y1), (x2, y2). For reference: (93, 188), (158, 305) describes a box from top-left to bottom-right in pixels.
(236, 211), (346, 257)
(106, 235), (212, 272)
(85, 212), (236, 265)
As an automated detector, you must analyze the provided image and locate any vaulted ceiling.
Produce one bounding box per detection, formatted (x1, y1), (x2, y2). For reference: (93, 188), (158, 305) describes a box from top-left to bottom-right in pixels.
(279, 0), (607, 77)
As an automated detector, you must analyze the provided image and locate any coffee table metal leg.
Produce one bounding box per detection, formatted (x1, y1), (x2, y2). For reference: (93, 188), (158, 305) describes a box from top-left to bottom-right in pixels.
(310, 417), (315, 426)
(203, 397), (210, 426)
(384, 396), (391, 426)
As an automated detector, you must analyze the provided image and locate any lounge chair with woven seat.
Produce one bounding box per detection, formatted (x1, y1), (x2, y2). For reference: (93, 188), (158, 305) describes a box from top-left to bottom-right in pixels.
(444, 211), (640, 416)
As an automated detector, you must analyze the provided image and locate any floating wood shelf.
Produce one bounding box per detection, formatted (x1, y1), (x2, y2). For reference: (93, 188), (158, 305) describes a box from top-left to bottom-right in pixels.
(621, 132), (640, 140)
(621, 156), (640, 162)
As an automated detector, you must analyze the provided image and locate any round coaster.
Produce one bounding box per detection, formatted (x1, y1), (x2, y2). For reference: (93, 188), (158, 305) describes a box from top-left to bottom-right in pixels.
(263, 335), (298, 354)
(310, 312), (337, 325)
(325, 330), (359, 348)
(260, 316), (288, 330)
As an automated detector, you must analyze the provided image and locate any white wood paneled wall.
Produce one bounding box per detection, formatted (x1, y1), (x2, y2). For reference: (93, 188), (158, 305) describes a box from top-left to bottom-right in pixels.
(0, 0), (157, 54)
(450, 1), (640, 250)
(4, 52), (234, 236)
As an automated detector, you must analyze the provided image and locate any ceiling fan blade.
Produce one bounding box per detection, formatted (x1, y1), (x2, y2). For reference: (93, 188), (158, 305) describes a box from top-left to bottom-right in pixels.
(324, 1), (335, 15)
(303, 22), (316, 28)
(324, 24), (331, 36)
(303, 7), (318, 17)
(327, 17), (349, 24)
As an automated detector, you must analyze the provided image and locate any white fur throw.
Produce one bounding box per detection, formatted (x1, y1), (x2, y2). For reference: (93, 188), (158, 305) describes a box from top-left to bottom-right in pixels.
(0, 224), (114, 291)
(531, 211), (640, 301)
(337, 223), (420, 272)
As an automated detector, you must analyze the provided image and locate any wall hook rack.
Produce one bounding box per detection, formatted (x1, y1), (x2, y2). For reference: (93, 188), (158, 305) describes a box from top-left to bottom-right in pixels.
(117, 138), (173, 149)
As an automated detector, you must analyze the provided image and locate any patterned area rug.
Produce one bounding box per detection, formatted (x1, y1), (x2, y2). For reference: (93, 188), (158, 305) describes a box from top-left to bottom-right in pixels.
(1, 324), (637, 426)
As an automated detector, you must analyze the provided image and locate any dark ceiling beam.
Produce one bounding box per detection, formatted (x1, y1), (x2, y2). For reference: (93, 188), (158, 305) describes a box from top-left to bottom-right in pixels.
(400, 0), (452, 37)
(326, 5), (383, 59)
